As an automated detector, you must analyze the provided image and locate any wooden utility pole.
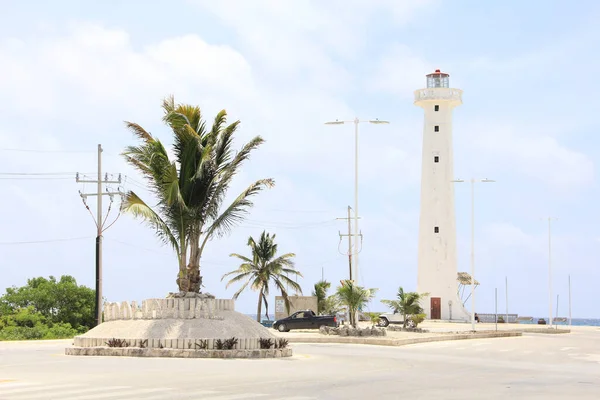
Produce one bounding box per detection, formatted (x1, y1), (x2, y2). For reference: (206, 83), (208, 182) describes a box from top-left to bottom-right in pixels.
(337, 206), (362, 282)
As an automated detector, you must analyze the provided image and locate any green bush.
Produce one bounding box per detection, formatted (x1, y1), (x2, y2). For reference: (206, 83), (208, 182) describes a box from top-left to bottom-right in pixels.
(409, 313), (426, 327)
(0, 306), (80, 341)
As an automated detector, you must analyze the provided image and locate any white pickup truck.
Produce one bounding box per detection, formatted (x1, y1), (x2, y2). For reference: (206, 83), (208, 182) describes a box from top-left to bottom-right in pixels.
(377, 312), (415, 328)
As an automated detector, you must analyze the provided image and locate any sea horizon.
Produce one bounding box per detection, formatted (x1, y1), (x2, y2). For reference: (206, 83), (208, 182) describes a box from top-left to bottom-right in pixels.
(245, 314), (600, 327)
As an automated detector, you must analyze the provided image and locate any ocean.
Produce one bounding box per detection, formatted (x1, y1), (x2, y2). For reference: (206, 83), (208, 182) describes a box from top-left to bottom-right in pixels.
(246, 315), (600, 327)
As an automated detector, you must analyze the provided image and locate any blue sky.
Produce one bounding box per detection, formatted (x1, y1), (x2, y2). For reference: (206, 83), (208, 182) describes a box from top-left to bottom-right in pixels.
(1, 0), (599, 318)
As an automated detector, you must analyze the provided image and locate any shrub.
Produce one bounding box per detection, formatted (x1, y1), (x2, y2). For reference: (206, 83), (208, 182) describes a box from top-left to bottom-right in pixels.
(223, 337), (238, 350)
(259, 338), (274, 349)
(105, 338), (130, 347)
(275, 338), (289, 349)
(409, 313), (426, 327)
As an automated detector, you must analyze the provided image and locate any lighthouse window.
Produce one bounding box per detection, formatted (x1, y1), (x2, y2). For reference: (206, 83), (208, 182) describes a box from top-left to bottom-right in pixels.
(434, 105), (439, 111)
(434, 125), (439, 132)
(434, 226), (439, 233)
(434, 156), (439, 163)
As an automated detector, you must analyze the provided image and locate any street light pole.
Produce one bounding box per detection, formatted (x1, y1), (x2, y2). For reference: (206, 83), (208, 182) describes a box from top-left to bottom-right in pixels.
(353, 118), (360, 282)
(453, 178), (495, 331)
(325, 118), (390, 284)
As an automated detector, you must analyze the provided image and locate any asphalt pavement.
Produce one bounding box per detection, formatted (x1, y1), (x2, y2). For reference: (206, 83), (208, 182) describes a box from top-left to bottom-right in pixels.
(0, 328), (599, 399)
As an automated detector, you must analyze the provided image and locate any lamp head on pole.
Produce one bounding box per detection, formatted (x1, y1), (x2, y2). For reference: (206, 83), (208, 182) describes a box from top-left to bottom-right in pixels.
(368, 119), (390, 125)
(324, 119), (345, 125)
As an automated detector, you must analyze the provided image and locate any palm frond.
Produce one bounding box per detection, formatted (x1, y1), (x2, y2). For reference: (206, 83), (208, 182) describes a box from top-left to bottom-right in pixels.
(124, 121), (153, 142)
(121, 191), (179, 253)
(203, 178), (275, 241)
(228, 253), (253, 263)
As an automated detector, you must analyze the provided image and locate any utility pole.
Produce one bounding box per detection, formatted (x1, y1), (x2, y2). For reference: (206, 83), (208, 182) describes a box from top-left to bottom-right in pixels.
(76, 144), (122, 327)
(568, 275), (572, 328)
(505, 276), (508, 324)
(544, 217), (557, 328)
(336, 206), (362, 282)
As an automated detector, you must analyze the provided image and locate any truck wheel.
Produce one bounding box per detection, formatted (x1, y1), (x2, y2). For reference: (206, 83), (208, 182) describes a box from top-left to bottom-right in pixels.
(277, 324), (288, 332)
(378, 317), (389, 327)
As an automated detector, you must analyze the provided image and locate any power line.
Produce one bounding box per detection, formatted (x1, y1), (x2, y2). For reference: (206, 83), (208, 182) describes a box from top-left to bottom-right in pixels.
(0, 147), (95, 153)
(0, 172), (80, 176)
(0, 177), (73, 180)
(0, 236), (92, 245)
(105, 238), (231, 267)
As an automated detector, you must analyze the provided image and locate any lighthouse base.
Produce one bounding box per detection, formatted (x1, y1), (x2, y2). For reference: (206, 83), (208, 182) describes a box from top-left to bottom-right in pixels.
(420, 293), (472, 322)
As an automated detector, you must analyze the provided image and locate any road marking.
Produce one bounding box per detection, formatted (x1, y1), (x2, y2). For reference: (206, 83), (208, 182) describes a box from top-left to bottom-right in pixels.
(0, 383), (81, 395)
(62, 387), (174, 399)
(7, 386), (130, 399)
(128, 391), (221, 400)
(198, 394), (267, 400)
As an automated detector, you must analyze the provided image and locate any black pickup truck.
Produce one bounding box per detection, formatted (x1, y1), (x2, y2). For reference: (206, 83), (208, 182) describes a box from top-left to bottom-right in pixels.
(273, 310), (338, 332)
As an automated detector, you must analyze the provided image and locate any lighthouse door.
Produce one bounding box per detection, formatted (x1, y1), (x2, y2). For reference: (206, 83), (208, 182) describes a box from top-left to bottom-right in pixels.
(430, 297), (441, 319)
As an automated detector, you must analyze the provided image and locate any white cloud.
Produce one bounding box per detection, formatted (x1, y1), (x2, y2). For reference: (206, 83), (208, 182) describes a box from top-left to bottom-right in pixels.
(465, 123), (594, 190)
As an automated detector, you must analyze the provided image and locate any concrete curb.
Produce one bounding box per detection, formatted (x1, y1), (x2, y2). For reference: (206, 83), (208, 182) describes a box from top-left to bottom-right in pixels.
(285, 331), (522, 347)
(65, 346), (293, 359)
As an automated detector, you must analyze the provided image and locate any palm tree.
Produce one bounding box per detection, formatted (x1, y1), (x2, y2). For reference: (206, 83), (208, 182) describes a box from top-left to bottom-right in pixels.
(222, 231), (302, 322)
(335, 280), (377, 328)
(381, 286), (427, 328)
(312, 280), (331, 315)
(121, 96), (274, 293)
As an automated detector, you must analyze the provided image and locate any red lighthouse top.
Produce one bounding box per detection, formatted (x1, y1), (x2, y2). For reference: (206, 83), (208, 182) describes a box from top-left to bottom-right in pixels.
(426, 69), (449, 88)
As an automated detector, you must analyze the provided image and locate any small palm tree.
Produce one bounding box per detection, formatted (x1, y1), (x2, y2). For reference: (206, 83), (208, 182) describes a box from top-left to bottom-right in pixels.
(222, 231), (302, 322)
(312, 280), (331, 315)
(381, 286), (427, 328)
(121, 96), (273, 293)
(335, 280), (377, 328)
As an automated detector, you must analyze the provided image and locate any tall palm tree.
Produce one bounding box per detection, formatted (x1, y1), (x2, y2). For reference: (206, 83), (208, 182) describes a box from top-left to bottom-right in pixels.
(335, 280), (377, 328)
(222, 231), (302, 322)
(312, 280), (331, 315)
(121, 96), (274, 293)
(381, 286), (426, 328)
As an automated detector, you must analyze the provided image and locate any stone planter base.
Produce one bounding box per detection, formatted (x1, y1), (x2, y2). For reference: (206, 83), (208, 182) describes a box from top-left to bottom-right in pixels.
(65, 346), (293, 359)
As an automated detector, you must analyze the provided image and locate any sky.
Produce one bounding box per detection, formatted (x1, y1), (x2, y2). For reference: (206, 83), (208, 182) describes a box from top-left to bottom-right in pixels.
(1, 0), (599, 319)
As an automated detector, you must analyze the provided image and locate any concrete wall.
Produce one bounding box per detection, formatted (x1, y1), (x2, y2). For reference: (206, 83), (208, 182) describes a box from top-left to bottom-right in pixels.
(274, 295), (318, 320)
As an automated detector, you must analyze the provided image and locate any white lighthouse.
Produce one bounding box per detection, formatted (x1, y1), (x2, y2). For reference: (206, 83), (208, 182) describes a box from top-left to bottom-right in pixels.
(415, 69), (470, 321)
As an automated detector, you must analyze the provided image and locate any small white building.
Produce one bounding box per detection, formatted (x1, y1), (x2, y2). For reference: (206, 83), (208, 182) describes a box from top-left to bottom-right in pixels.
(414, 69), (470, 321)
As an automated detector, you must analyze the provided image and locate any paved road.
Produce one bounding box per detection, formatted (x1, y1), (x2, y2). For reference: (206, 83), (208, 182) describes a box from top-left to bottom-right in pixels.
(1, 329), (599, 399)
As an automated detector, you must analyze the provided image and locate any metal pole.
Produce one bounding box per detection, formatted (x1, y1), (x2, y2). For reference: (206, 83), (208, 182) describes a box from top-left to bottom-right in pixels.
(347, 205), (353, 281)
(95, 144), (103, 327)
(470, 178), (475, 331)
(568, 275), (572, 328)
(505, 276), (508, 324)
(495, 287), (498, 332)
(353, 118), (359, 284)
(556, 294), (560, 328)
(548, 217), (553, 328)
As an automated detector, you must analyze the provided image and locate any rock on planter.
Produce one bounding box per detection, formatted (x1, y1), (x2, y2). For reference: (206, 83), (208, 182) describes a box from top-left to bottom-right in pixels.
(319, 325), (386, 337)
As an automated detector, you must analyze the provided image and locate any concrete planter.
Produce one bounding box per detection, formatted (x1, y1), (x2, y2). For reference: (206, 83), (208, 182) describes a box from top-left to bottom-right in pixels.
(65, 346), (293, 359)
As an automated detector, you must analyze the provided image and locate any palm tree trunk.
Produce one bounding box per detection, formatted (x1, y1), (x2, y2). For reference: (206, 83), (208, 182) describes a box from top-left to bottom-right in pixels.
(256, 290), (263, 322)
